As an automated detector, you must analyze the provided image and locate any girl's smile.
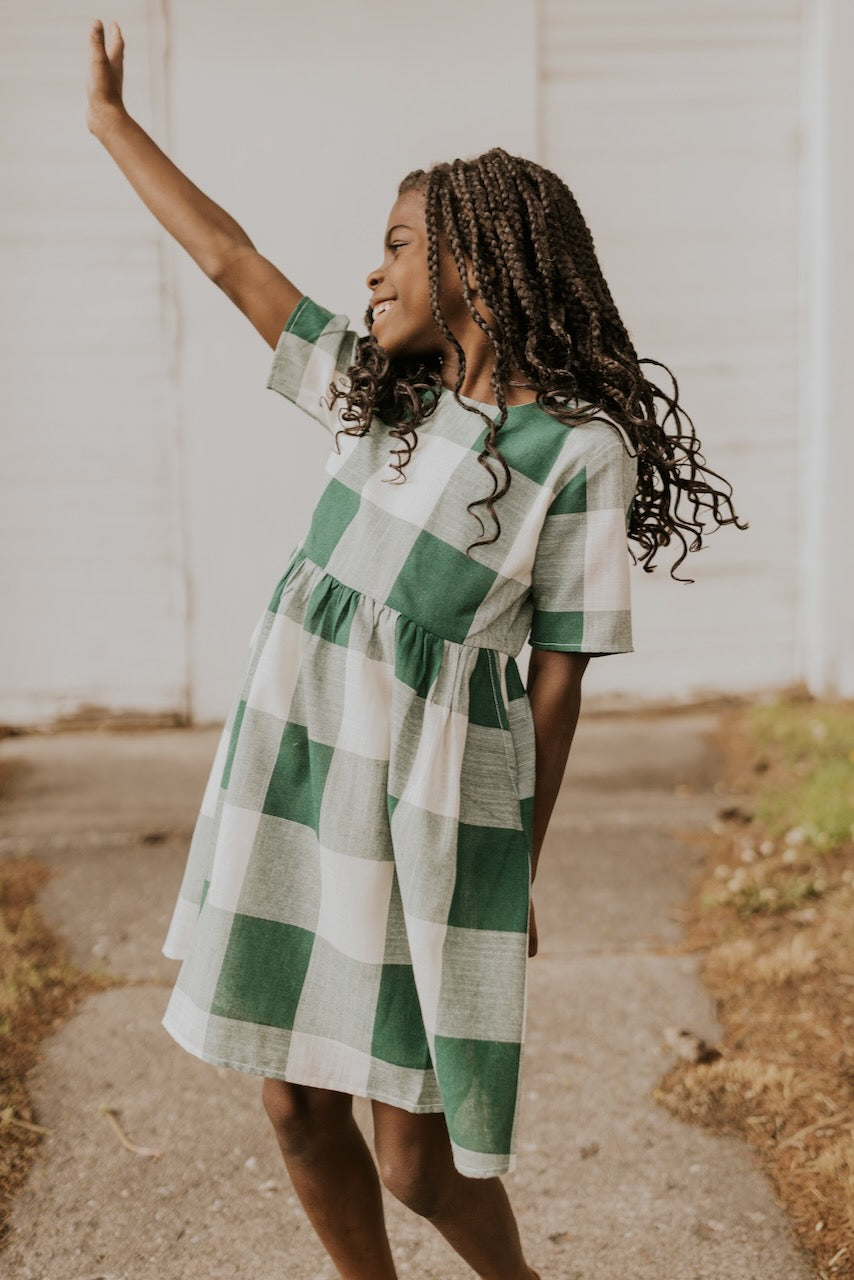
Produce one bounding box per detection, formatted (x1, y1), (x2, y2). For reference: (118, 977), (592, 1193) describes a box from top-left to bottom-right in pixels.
(366, 188), (441, 360)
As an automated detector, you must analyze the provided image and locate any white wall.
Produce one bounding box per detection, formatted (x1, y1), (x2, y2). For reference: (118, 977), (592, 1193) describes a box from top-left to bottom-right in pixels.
(539, 0), (804, 703)
(1, 0), (188, 724)
(802, 0), (854, 697)
(3, 0), (851, 725)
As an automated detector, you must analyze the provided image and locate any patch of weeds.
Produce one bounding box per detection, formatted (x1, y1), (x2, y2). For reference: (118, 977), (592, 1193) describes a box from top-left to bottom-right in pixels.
(0, 858), (116, 1247)
(755, 757), (854, 849)
(747, 703), (854, 849)
(656, 696), (854, 1279)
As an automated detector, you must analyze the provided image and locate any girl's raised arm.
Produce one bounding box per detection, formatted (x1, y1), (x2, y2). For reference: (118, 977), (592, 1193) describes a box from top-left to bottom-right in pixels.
(86, 19), (302, 349)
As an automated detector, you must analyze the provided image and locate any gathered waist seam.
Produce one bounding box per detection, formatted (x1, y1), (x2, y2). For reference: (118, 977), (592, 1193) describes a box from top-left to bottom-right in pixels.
(287, 550), (518, 660)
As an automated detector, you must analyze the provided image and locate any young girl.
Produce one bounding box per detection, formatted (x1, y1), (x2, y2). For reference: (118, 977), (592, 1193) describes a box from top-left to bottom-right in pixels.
(87, 19), (743, 1280)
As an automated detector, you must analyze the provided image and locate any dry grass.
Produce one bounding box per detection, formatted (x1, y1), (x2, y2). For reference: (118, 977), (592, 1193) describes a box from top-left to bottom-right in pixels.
(655, 697), (854, 1278)
(0, 858), (114, 1244)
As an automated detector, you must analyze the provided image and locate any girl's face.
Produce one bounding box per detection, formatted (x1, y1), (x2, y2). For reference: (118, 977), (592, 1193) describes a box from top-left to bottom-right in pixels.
(365, 188), (469, 361)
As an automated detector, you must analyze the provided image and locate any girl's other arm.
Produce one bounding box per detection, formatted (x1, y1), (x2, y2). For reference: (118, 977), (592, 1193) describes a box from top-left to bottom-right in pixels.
(525, 648), (590, 955)
(86, 20), (300, 349)
(527, 648), (589, 878)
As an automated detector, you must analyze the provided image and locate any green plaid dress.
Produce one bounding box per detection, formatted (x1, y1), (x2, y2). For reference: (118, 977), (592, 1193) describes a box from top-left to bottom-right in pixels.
(162, 297), (636, 1178)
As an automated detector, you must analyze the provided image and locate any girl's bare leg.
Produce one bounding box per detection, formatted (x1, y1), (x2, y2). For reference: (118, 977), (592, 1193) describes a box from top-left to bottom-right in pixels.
(262, 1079), (397, 1280)
(371, 1102), (540, 1280)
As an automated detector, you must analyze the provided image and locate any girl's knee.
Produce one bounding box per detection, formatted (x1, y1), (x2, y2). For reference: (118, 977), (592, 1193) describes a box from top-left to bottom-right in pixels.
(373, 1105), (456, 1218)
(378, 1146), (450, 1219)
(261, 1079), (351, 1159)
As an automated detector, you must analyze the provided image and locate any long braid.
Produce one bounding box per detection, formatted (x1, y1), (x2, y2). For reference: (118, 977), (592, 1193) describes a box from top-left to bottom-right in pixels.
(465, 165), (518, 356)
(442, 165), (516, 543)
(326, 148), (746, 576)
(481, 156), (555, 382)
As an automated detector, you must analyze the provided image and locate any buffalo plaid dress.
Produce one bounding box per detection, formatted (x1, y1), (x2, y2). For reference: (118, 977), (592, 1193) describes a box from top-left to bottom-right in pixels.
(162, 297), (636, 1178)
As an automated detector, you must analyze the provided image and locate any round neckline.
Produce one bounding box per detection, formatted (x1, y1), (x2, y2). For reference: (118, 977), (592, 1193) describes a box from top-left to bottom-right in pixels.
(440, 387), (539, 414)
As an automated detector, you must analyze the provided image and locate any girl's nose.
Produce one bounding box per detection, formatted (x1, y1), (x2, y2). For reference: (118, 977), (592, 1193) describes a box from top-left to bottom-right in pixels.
(366, 265), (383, 290)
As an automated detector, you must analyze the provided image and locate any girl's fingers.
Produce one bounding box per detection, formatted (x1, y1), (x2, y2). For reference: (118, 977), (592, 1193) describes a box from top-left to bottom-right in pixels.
(90, 19), (123, 51)
(106, 21), (124, 84)
(87, 18), (124, 112)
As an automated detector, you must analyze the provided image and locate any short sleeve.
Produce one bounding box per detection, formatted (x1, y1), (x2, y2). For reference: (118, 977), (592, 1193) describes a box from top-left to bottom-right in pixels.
(529, 433), (637, 655)
(266, 296), (360, 435)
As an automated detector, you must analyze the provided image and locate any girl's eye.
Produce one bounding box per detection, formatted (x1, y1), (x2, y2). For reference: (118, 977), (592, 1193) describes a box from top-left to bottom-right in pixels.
(389, 241), (407, 251)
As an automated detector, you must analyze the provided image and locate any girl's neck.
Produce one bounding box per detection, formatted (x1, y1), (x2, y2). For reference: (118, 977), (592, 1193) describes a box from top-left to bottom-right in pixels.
(437, 322), (537, 401)
(439, 353), (538, 408)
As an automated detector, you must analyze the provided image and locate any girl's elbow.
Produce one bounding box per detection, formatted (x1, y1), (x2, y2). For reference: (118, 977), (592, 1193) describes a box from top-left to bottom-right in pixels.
(528, 648), (590, 690)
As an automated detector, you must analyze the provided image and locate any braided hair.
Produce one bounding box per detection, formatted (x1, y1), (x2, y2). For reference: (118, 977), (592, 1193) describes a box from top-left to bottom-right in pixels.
(327, 147), (746, 578)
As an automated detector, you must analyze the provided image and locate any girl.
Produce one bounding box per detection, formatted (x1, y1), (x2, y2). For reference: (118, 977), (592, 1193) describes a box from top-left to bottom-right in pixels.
(87, 19), (743, 1280)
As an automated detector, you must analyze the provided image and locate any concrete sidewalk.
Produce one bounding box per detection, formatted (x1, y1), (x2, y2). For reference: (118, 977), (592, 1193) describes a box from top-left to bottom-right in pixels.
(0, 713), (815, 1280)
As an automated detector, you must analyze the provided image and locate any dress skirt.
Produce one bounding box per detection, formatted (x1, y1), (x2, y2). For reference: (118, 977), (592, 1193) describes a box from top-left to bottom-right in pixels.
(162, 549), (537, 1179)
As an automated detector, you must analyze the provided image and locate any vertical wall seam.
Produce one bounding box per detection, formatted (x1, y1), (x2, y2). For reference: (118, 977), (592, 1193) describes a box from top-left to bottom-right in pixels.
(149, 0), (194, 723)
(800, 0), (829, 695)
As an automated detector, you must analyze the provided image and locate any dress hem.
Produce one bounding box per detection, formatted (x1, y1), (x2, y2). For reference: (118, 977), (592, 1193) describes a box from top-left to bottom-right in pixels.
(161, 1014), (447, 1116)
(160, 1015), (513, 1178)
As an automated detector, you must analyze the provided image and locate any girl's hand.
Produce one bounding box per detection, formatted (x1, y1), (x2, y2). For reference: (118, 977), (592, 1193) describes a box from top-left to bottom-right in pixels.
(87, 19), (126, 136)
(528, 899), (538, 958)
